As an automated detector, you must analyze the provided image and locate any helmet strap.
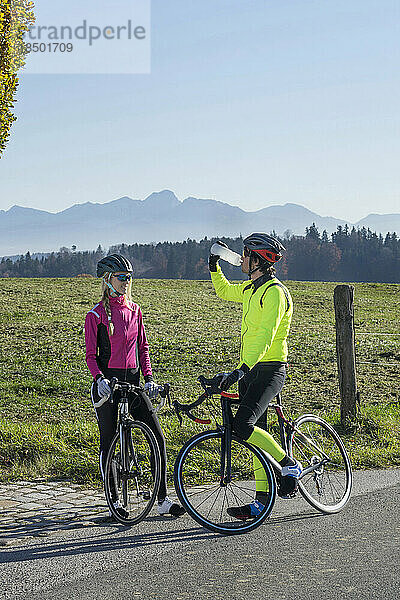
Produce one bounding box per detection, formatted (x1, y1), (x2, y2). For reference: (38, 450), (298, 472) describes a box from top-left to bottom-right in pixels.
(248, 253), (260, 279)
(248, 252), (272, 279)
(103, 276), (122, 297)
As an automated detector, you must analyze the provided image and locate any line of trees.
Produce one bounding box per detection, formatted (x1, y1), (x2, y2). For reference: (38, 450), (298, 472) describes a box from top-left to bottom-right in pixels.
(1, 225), (399, 283)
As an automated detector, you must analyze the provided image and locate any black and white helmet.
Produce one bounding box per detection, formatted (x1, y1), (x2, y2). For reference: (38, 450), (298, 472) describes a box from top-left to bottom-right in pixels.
(96, 254), (133, 278)
(243, 233), (285, 264)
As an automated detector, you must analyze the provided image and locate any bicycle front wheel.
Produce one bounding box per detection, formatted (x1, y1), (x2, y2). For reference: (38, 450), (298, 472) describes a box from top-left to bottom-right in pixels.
(288, 414), (352, 514)
(104, 420), (161, 525)
(174, 430), (276, 535)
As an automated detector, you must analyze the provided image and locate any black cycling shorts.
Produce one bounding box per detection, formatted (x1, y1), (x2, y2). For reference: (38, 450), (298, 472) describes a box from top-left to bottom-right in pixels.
(232, 362), (286, 441)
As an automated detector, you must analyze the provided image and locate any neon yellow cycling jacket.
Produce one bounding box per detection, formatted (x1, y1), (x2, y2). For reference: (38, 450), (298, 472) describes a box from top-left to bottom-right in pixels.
(210, 266), (293, 368)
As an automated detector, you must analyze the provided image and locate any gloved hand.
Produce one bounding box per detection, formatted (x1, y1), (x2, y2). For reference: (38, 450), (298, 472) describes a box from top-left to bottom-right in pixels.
(209, 240), (228, 272)
(144, 378), (158, 399)
(97, 376), (111, 400)
(219, 364), (250, 391)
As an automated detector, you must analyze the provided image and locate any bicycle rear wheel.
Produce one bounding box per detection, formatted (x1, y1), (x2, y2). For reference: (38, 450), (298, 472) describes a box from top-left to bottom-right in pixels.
(288, 414), (352, 513)
(174, 429), (276, 535)
(104, 420), (161, 525)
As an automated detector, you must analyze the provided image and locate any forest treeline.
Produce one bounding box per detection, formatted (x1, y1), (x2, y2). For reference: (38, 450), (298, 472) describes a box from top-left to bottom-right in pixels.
(1, 224), (400, 283)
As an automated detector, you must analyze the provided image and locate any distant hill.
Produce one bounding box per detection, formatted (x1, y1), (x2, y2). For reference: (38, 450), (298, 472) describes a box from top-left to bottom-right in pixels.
(1, 189), (399, 255)
(355, 213), (400, 233)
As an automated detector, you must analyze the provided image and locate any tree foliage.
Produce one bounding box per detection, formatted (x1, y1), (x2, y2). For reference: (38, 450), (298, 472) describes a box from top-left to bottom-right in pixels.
(0, 0), (35, 156)
(1, 225), (400, 283)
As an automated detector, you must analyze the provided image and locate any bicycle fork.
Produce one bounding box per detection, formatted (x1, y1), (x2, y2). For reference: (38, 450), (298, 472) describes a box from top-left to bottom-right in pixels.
(219, 400), (233, 486)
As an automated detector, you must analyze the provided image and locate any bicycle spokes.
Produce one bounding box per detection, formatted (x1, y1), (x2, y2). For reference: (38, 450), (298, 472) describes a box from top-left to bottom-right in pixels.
(174, 430), (276, 534)
(288, 416), (352, 513)
(104, 421), (161, 525)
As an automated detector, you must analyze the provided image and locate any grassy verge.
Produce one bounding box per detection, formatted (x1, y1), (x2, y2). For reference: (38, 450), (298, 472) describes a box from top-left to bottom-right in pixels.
(1, 278), (399, 485)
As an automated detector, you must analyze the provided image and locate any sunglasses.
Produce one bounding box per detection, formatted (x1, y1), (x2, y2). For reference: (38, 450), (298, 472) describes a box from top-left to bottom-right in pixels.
(243, 246), (251, 257)
(113, 273), (133, 282)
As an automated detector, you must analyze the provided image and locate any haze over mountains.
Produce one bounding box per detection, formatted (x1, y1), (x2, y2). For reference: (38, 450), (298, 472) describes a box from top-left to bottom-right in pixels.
(2, 190), (400, 256)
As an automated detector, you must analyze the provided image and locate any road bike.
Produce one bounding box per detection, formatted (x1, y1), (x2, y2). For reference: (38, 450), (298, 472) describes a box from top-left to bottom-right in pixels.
(103, 378), (169, 525)
(173, 375), (352, 535)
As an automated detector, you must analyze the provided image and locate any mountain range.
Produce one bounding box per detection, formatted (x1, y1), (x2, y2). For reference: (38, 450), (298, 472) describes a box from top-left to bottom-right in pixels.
(2, 190), (399, 256)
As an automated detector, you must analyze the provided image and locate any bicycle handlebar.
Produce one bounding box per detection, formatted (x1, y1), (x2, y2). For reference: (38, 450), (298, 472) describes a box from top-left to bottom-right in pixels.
(98, 374), (239, 424)
(172, 391), (211, 426)
(108, 378), (171, 413)
(171, 374), (239, 426)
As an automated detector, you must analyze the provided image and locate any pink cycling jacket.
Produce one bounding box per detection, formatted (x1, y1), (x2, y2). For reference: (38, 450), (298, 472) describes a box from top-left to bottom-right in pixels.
(84, 295), (152, 380)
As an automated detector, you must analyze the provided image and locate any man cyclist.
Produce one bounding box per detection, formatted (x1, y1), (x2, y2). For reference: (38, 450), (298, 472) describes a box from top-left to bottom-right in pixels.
(209, 233), (302, 519)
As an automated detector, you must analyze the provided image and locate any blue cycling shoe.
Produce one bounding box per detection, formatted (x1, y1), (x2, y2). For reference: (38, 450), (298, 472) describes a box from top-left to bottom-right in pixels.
(227, 499), (265, 521)
(278, 460), (302, 498)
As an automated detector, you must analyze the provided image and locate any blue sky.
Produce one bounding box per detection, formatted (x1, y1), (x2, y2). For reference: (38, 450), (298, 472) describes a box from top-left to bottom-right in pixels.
(1, 0), (399, 222)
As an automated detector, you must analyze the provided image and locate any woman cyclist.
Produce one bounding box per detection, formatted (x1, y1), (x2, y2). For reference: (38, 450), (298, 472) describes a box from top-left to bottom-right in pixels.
(209, 233), (302, 520)
(85, 253), (184, 519)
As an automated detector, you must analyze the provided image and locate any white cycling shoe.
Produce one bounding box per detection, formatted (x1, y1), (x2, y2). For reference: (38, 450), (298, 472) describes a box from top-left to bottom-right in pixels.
(157, 497), (185, 517)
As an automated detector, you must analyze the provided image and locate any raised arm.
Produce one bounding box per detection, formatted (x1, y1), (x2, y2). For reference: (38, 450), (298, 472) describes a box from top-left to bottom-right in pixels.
(210, 265), (248, 303)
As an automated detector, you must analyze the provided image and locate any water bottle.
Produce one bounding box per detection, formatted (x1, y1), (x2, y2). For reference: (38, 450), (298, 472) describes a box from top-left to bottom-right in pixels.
(210, 243), (242, 266)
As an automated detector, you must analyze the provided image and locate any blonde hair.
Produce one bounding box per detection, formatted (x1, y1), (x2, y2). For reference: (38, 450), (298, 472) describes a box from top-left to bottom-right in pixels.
(101, 272), (132, 335)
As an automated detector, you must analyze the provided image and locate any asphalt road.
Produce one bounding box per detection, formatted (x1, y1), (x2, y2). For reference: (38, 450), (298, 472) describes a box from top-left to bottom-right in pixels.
(1, 470), (399, 600)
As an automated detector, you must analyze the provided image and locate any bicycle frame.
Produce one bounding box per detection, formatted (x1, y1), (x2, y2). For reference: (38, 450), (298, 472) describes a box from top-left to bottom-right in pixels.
(110, 380), (150, 496)
(114, 386), (132, 505)
(213, 391), (333, 485)
(174, 377), (352, 527)
(268, 393), (333, 479)
(174, 380), (335, 485)
(216, 391), (282, 486)
(268, 392), (290, 454)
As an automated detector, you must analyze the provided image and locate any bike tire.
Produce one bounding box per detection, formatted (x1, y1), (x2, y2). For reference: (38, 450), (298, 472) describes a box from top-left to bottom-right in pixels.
(104, 420), (161, 525)
(174, 429), (276, 535)
(288, 414), (352, 514)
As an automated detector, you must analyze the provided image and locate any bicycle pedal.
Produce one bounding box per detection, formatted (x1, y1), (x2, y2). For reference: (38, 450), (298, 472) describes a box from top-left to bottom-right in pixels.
(277, 489), (298, 499)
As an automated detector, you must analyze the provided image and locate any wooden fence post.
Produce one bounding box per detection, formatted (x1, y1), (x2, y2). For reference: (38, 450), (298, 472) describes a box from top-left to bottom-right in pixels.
(334, 285), (359, 425)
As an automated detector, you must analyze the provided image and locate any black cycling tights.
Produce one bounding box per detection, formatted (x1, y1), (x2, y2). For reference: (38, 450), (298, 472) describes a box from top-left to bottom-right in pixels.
(233, 362), (287, 440)
(91, 368), (168, 502)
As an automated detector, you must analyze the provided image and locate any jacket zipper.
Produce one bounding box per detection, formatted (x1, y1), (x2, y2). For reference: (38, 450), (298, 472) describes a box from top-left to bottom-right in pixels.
(240, 286), (255, 362)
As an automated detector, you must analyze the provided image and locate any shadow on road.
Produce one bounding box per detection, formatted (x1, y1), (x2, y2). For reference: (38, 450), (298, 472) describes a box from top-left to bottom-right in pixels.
(0, 526), (216, 564)
(0, 509), (325, 565)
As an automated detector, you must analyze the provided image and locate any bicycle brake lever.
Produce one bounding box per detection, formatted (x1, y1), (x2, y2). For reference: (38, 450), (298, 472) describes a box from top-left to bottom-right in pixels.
(109, 377), (118, 404)
(198, 375), (222, 397)
(173, 401), (183, 426)
(159, 383), (170, 399)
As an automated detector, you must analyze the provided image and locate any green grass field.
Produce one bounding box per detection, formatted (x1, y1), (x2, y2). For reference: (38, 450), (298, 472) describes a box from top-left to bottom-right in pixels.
(1, 277), (399, 485)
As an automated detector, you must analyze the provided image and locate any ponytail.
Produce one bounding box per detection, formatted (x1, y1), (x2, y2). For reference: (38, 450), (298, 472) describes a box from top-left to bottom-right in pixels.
(100, 272), (133, 336)
(101, 274), (115, 335)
